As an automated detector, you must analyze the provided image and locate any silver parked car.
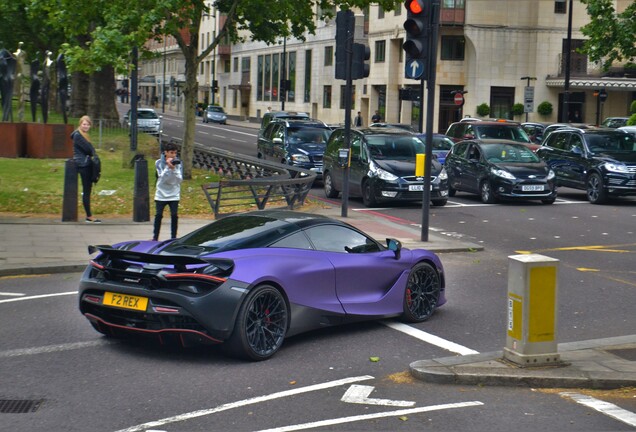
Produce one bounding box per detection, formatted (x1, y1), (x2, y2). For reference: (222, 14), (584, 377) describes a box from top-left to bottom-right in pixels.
(203, 105), (227, 124)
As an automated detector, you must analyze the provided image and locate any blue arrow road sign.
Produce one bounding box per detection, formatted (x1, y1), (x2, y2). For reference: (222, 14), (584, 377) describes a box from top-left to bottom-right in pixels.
(405, 59), (424, 79)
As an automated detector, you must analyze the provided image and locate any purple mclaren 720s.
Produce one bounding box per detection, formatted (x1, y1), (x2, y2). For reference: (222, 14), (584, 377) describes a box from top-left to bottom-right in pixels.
(79, 210), (446, 360)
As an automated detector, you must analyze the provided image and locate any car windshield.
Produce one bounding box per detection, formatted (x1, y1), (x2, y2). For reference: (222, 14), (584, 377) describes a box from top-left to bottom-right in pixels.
(288, 127), (331, 144)
(208, 106), (224, 113)
(482, 143), (540, 163)
(138, 111), (158, 119)
(585, 133), (636, 153)
(366, 136), (425, 159)
(476, 126), (530, 143)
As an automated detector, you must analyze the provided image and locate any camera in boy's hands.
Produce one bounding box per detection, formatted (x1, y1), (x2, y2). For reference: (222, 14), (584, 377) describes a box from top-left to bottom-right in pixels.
(171, 158), (181, 165)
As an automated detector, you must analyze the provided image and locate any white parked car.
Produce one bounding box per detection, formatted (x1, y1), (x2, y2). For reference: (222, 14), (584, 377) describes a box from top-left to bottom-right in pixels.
(123, 108), (162, 136)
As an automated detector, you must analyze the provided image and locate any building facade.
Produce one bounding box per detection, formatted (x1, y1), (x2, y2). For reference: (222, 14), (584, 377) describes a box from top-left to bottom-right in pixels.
(140, 0), (636, 133)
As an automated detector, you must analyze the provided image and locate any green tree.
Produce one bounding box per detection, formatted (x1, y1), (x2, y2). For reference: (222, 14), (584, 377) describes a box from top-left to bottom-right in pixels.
(580, 0), (636, 70)
(73, 0), (399, 178)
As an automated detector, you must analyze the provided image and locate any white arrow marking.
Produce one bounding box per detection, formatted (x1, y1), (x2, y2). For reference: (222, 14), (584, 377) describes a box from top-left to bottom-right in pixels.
(409, 61), (419, 77)
(341, 384), (415, 407)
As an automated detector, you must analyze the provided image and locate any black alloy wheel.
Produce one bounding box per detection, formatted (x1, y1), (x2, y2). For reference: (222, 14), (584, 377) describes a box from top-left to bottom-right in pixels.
(586, 173), (608, 204)
(227, 285), (288, 361)
(402, 262), (441, 322)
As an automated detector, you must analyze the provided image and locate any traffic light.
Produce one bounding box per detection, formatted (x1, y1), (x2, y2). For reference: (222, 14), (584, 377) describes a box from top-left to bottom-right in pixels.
(403, 0), (432, 69)
(212, 80), (219, 93)
(351, 43), (370, 79)
(335, 10), (353, 80)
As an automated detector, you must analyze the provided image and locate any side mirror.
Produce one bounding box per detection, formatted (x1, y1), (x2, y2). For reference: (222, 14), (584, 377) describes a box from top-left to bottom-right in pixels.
(386, 238), (402, 260)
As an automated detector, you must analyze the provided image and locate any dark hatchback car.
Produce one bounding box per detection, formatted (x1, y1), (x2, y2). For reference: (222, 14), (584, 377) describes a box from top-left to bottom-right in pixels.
(445, 139), (557, 204)
(257, 119), (332, 178)
(445, 120), (538, 150)
(536, 128), (636, 204)
(322, 128), (449, 207)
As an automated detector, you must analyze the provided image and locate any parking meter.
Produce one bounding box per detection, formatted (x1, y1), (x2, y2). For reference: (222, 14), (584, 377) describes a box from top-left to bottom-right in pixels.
(338, 148), (350, 167)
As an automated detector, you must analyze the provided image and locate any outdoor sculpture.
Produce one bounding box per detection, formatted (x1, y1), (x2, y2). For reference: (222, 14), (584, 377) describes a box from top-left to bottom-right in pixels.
(0, 48), (16, 122)
(29, 58), (40, 122)
(13, 42), (27, 122)
(41, 50), (53, 124)
(57, 53), (68, 124)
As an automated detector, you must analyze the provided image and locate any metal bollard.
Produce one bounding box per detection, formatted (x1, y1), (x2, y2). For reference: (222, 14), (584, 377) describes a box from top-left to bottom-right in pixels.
(504, 254), (562, 367)
(62, 159), (78, 222)
(133, 156), (150, 222)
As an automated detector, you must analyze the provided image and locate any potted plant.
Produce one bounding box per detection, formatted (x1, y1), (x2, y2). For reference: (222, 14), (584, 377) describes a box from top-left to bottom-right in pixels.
(512, 103), (525, 118)
(537, 101), (553, 117)
(476, 103), (490, 117)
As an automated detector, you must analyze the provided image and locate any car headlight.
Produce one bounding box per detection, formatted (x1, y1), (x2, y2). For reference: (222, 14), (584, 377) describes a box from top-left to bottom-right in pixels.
(290, 154), (310, 163)
(491, 167), (516, 180)
(369, 161), (399, 181)
(547, 169), (555, 180)
(603, 162), (629, 173)
(438, 167), (448, 181)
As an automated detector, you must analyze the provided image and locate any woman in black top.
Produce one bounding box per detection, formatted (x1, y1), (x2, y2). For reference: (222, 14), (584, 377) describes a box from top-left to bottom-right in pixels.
(72, 115), (100, 223)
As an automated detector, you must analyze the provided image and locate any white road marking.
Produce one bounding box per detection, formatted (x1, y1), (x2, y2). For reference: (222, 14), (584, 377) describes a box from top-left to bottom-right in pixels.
(0, 340), (114, 358)
(382, 321), (480, 355)
(0, 292), (25, 297)
(341, 384), (415, 407)
(254, 401), (484, 432)
(560, 392), (636, 427)
(0, 291), (77, 304)
(115, 375), (375, 432)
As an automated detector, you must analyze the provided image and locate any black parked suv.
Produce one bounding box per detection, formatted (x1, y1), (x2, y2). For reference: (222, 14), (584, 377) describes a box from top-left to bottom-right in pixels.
(536, 129), (636, 204)
(257, 118), (332, 178)
(322, 127), (449, 207)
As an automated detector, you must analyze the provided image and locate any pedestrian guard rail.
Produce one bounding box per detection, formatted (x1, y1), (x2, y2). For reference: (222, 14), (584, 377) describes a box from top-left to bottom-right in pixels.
(168, 138), (316, 217)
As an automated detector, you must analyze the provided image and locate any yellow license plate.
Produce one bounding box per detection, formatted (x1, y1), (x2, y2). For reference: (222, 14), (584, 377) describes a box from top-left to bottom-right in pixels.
(103, 292), (148, 311)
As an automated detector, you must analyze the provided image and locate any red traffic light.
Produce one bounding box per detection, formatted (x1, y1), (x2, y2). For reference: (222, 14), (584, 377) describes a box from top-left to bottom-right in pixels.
(405, 0), (426, 15)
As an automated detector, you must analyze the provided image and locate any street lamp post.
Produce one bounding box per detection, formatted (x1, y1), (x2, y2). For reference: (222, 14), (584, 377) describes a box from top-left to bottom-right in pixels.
(162, 36), (166, 113)
(211, 12), (217, 106)
(281, 37), (287, 111)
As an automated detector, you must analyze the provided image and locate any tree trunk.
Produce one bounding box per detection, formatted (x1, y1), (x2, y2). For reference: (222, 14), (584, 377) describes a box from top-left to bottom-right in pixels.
(88, 66), (119, 124)
(180, 46), (199, 180)
(70, 71), (90, 119)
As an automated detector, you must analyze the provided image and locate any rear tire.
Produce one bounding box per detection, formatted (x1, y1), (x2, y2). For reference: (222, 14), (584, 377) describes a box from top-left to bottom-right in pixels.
(226, 285), (288, 361)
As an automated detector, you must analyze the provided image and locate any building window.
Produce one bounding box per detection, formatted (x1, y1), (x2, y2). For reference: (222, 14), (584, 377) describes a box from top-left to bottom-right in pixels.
(394, 6), (401, 16)
(233, 57), (239, 72)
(287, 51), (296, 102)
(554, 0), (566, 14)
(378, 5), (384, 19)
(323, 86), (332, 108)
(443, 0), (465, 7)
(304, 50), (312, 103)
(440, 36), (465, 60)
(324, 46), (333, 66)
(374, 40), (386, 63)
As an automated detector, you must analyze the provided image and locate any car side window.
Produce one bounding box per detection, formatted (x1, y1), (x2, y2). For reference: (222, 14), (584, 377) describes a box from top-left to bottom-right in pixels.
(269, 232), (314, 249)
(272, 124), (285, 141)
(548, 133), (569, 151)
(452, 141), (469, 158)
(351, 135), (362, 159)
(569, 135), (583, 152)
(304, 225), (382, 253)
(467, 144), (482, 161)
(263, 123), (277, 140)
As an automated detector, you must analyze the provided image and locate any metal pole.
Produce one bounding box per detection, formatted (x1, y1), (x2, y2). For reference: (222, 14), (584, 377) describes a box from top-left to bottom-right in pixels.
(281, 37), (287, 111)
(341, 11), (354, 218)
(130, 46), (139, 152)
(420, 0), (440, 242)
(62, 159), (78, 222)
(211, 14), (217, 106)
(562, 0), (573, 122)
(162, 37), (166, 113)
